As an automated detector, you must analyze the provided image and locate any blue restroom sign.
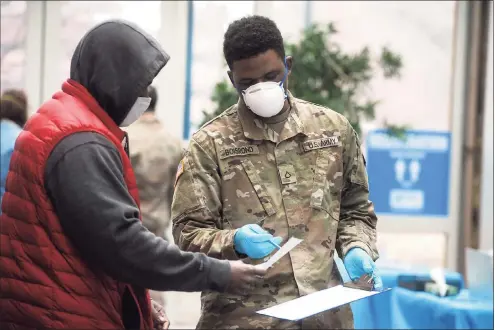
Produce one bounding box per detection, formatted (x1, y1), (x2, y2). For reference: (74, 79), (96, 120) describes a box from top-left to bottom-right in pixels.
(366, 130), (451, 217)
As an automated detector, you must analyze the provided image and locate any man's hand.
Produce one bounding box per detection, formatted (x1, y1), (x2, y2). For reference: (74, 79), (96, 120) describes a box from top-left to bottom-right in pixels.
(343, 247), (383, 291)
(151, 298), (170, 330)
(234, 224), (283, 259)
(225, 260), (267, 295)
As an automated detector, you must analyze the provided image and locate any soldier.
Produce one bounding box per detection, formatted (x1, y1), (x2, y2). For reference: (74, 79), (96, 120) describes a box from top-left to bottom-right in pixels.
(126, 85), (183, 241)
(172, 15), (383, 329)
(126, 85), (184, 307)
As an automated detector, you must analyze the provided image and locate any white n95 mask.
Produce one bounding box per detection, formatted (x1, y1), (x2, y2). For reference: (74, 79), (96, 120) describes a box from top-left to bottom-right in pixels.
(242, 81), (287, 118)
(120, 97), (151, 127)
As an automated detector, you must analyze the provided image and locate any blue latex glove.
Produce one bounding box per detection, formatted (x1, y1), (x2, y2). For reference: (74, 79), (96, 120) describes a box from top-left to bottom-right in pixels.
(343, 247), (383, 291)
(234, 224), (283, 260)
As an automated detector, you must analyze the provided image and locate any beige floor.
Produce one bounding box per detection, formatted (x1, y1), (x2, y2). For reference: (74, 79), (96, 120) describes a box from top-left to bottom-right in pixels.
(161, 226), (202, 329)
(162, 291), (202, 329)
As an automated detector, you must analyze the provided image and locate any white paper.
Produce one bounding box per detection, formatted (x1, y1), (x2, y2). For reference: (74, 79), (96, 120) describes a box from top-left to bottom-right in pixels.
(259, 237), (302, 270)
(257, 285), (389, 321)
(430, 268), (448, 297)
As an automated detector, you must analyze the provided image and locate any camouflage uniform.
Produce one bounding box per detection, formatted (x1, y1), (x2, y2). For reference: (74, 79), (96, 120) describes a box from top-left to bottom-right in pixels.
(126, 114), (183, 306)
(126, 114), (183, 239)
(171, 92), (379, 329)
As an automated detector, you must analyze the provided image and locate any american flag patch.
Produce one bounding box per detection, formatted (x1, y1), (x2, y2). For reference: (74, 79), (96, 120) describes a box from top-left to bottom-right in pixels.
(175, 159), (185, 187)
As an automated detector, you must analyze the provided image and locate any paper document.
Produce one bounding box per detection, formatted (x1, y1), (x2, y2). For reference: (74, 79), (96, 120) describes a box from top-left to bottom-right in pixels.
(257, 285), (390, 321)
(259, 237), (302, 270)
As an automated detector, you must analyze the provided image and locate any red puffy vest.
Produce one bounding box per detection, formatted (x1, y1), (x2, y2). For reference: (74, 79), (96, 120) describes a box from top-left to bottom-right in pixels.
(0, 80), (153, 329)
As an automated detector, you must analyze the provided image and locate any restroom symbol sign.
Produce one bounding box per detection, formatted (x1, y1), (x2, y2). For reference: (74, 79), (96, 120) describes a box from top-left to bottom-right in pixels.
(366, 129), (451, 217)
(394, 158), (421, 189)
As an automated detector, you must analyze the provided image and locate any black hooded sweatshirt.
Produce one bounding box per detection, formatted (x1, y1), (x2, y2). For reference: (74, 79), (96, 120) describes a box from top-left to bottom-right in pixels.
(44, 20), (231, 305)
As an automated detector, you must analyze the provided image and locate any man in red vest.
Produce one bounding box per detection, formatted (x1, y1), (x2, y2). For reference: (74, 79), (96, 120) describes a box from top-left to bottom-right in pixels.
(0, 20), (265, 330)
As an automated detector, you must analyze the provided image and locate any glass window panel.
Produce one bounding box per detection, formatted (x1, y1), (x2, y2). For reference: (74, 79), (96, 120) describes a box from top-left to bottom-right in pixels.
(59, 1), (161, 84)
(270, 1), (306, 43)
(190, 1), (254, 133)
(1, 0), (27, 92)
(311, 1), (456, 132)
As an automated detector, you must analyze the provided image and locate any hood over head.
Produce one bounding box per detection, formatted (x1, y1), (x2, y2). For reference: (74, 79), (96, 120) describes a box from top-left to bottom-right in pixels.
(70, 20), (170, 125)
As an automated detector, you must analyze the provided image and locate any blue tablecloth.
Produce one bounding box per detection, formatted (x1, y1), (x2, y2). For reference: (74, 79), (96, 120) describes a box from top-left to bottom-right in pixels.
(389, 288), (493, 329)
(377, 267), (465, 289)
(351, 268), (493, 329)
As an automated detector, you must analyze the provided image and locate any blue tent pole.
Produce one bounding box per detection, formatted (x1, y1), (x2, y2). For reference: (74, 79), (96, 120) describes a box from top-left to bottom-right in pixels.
(183, 0), (194, 140)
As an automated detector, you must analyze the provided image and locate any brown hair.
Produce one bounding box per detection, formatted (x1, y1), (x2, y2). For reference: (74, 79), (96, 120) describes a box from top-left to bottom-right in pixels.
(0, 89), (28, 127)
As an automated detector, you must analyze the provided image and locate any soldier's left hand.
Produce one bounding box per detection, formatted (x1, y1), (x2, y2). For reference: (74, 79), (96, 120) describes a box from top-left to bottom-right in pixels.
(343, 247), (383, 291)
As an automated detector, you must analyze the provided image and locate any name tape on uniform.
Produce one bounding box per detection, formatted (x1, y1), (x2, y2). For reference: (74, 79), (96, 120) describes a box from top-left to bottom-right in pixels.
(220, 145), (260, 160)
(302, 136), (340, 152)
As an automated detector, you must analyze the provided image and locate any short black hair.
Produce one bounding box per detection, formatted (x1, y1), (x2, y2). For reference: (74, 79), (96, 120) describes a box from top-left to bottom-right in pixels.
(146, 85), (157, 112)
(223, 15), (285, 69)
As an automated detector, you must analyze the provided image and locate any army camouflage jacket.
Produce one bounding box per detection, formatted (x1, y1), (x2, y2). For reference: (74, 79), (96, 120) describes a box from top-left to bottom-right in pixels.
(172, 92), (379, 329)
(126, 114), (183, 236)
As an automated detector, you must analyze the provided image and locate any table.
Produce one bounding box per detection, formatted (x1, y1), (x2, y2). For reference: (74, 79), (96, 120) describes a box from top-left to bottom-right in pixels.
(388, 288), (493, 329)
(351, 268), (493, 329)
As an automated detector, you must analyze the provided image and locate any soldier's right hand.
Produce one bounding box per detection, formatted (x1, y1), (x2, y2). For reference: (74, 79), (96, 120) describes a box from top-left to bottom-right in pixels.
(234, 224), (283, 259)
(225, 260), (266, 295)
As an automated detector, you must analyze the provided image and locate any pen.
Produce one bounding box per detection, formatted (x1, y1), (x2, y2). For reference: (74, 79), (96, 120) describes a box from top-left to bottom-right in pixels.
(269, 240), (282, 250)
(250, 226), (281, 250)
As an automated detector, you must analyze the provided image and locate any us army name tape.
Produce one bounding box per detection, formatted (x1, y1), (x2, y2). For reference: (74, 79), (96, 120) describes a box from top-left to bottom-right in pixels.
(302, 136), (339, 152)
(220, 145), (260, 159)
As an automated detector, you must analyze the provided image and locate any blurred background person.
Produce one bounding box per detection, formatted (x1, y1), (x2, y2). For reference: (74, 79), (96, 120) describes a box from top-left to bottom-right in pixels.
(0, 89), (27, 208)
(126, 84), (184, 307)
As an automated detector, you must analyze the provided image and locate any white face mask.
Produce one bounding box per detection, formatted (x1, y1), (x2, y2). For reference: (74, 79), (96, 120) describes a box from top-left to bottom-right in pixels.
(119, 97), (151, 127)
(242, 81), (287, 118)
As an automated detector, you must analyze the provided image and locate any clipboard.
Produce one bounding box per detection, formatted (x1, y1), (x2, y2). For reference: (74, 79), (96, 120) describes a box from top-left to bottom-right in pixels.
(256, 274), (391, 321)
(342, 274), (375, 291)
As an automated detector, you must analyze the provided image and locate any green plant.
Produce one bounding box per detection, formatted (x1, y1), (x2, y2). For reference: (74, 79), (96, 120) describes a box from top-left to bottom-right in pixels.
(200, 22), (407, 136)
